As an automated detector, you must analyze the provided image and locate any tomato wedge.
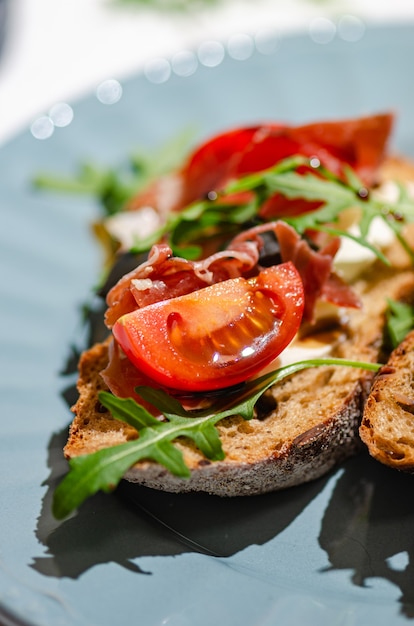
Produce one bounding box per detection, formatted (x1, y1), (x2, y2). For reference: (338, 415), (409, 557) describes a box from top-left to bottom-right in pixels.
(112, 262), (304, 392)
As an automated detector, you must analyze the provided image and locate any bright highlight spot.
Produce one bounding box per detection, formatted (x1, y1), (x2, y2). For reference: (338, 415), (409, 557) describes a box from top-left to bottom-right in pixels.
(96, 79), (123, 104)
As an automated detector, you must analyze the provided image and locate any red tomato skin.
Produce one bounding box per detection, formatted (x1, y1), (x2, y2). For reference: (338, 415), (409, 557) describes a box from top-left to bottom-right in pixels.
(179, 113), (393, 206)
(112, 262), (304, 392)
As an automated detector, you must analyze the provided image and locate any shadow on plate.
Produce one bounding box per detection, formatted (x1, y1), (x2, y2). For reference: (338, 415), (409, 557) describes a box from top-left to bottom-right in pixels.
(32, 424), (331, 577)
(319, 453), (414, 618)
(32, 418), (414, 618)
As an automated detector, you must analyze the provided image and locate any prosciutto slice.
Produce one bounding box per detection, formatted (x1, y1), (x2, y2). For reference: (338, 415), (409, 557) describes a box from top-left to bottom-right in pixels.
(101, 338), (158, 408)
(104, 240), (260, 327)
(230, 221), (361, 321)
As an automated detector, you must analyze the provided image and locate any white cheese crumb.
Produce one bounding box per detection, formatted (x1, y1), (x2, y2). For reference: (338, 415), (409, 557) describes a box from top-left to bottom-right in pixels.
(105, 206), (161, 251)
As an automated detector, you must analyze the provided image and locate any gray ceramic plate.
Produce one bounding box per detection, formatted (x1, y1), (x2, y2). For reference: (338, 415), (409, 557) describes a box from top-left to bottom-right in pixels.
(1, 21), (414, 626)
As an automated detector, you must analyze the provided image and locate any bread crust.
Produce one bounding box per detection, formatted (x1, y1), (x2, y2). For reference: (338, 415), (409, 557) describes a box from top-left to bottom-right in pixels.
(360, 330), (414, 472)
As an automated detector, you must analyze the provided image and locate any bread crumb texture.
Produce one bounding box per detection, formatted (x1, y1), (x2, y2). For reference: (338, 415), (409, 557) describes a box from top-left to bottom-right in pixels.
(361, 329), (414, 471)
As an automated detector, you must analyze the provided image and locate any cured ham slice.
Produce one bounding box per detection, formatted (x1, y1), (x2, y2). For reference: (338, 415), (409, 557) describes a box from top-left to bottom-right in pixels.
(230, 221), (361, 320)
(105, 241), (260, 327)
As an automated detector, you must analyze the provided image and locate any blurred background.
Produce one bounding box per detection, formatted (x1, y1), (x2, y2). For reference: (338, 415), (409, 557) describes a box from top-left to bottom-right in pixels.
(0, 0), (413, 145)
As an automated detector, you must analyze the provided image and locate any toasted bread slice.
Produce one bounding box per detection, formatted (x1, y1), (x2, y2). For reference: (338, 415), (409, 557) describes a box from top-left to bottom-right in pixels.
(65, 260), (414, 496)
(64, 156), (414, 496)
(360, 329), (414, 472)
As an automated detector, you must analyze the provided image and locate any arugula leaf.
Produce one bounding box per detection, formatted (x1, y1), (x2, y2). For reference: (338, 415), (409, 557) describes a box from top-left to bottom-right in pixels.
(225, 162), (414, 262)
(52, 357), (381, 519)
(33, 128), (194, 216)
(129, 156), (414, 262)
(385, 298), (414, 349)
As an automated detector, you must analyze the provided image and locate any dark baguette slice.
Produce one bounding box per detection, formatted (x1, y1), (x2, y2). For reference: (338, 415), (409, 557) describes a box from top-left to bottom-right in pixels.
(64, 261), (414, 496)
(360, 329), (414, 472)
